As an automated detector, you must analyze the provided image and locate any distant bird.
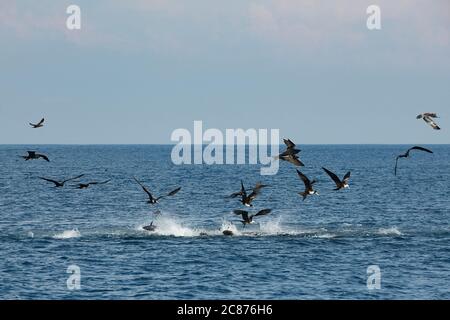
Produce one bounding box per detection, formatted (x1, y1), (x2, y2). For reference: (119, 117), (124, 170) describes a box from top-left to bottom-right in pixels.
(39, 174), (85, 187)
(276, 138), (304, 166)
(133, 177), (181, 204)
(296, 170), (319, 201)
(417, 113), (441, 130)
(29, 118), (45, 128)
(322, 167), (351, 190)
(21, 151), (50, 162)
(230, 181), (268, 207)
(75, 179), (111, 189)
(394, 146), (434, 176)
(233, 209), (272, 226)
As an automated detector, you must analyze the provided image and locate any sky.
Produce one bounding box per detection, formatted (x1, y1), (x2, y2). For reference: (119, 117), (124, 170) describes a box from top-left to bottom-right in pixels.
(0, 0), (449, 144)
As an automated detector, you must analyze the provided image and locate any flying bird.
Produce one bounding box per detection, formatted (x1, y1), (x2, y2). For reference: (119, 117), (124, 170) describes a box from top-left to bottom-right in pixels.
(75, 179), (111, 189)
(417, 113), (441, 130)
(230, 181), (268, 207)
(38, 174), (85, 187)
(133, 177), (181, 204)
(21, 151), (50, 162)
(276, 138), (304, 166)
(296, 170), (319, 201)
(233, 209), (272, 226)
(29, 118), (45, 128)
(394, 146), (434, 176)
(322, 167), (351, 190)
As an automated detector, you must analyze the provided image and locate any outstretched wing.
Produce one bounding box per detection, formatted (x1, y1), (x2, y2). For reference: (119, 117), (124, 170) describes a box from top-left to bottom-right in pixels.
(394, 156), (400, 176)
(133, 177), (155, 201)
(253, 209), (272, 217)
(37, 154), (50, 162)
(283, 138), (296, 149)
(63, 174), (84, 184)
(423, 113), (438, 118)
(296, 170), (311, 189)
(38, 177), (59, 185)
(281, 155), (304, 166)
(409, 146), (434, 154)
(248, 182), (267, 200)
(423, 116), (440, 130)
(158, 187), (182, 200)
(88, 179), (111, 185)
(343, 171), (351, 183)
(37, 118), (45, 126)
(322, 167), (342, 187)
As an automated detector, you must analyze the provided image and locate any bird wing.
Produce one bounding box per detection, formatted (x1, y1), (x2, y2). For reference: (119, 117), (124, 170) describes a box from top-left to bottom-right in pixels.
(37, 118), (45, 126)
(283, 155), (304, 166)
(409, 146), (434, 154)
(158, 187), (182, 200)
(283, 138), (296, 149)
(37, 154), (50, 162)
(38, 177), (60, 185)
(423, 113), (438, 118)
(63, 174), (84, 184)
(394, 156), (400, 176)
(423, 117), (440, 130)
(248, 182), (267, 200)
(133, 177), (155, 201)
(343, 171), (351, 183)
(322, 167), (342, 187)
(233, 209), (248, 216)
(296, 170), (311, 188)
(253, 209), (272, 217)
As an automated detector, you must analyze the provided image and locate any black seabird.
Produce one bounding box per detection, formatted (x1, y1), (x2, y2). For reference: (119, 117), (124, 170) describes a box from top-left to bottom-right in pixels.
(143, 221), (157, 232)
(322, 167), (351, 190)
(416, 113), (441, 130)
(75, 179), (111, 189)
(21, 151), (50, 162)
(29, 118), (45, 128)
(133, 177), (181, 205)
(230, 181), (268, 207)
(233, 209), (272, 226)
(296, 170), (319, 201)
(276, 138), (304, 166)
(394, 146), (434, 176)
(39, 174), (85, 187)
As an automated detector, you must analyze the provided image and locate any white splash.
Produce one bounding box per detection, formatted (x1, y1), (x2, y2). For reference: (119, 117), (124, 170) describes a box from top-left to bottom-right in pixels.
(139, 215), (196, 237)
(377, 227), (403, 236)
(53, 229), (81, 239)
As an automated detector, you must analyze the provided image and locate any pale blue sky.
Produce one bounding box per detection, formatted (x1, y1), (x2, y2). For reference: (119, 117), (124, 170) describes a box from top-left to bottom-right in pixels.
(0, 0), (449, 144)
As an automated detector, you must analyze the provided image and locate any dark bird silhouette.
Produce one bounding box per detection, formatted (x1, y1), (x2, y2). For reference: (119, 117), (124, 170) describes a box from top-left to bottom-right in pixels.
(39, 174), (85, 187)
(230, 180), (268, 207)
(296, 170), (319, 201)
(75, 179), (111, 189)
(233, 209), (272, 226)
(322, 167), (351, 190)
(394, 146), (434, 176)
(133, 177), (181, 204)
(417, 113), (440, 130)
(276, 138), (304, 166)
(21, 151), (50, 162)
(29, 118), (45, 128)
(143, 221), (157, 232)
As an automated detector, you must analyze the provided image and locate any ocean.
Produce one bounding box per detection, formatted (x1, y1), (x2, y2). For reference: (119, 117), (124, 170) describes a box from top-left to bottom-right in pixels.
(0, 144), (449, 299)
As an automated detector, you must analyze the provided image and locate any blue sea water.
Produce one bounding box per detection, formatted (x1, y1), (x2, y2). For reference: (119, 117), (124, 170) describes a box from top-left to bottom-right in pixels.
(0, 144), (449, 300)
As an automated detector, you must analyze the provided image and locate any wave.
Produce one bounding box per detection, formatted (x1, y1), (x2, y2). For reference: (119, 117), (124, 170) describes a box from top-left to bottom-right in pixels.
(53, 229), (81, 239)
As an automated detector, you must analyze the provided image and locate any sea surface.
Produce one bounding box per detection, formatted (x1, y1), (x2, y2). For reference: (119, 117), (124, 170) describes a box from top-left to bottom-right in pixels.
(0, 145), (449, 300)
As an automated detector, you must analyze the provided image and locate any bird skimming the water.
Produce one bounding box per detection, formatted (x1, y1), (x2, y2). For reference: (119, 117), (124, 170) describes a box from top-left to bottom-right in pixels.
(233, 209), (272, 226)
(21, 151), (50, 162)
(416, 113), (441, 130)
(230, 181), (268, 207)
(322, 167), (351, 190)
(39, 174), (85, 187)
(296, 170), (319, 201)
(133, 177), (181, 204)
(394, 146), (433, 176)
(29, 118), (45, 128)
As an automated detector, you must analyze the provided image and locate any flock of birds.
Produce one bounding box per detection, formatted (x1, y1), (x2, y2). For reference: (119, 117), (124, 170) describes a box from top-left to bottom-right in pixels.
(20, 113), (441, 236)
